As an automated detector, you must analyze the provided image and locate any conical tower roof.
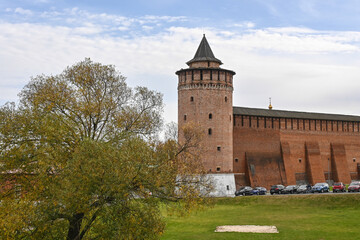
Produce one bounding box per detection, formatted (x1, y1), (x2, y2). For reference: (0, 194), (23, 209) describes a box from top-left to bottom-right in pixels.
(186, 34), (223, 66)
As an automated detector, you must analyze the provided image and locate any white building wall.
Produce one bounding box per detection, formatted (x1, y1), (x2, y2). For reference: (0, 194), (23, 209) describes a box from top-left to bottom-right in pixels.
(208, 173), (236, 197)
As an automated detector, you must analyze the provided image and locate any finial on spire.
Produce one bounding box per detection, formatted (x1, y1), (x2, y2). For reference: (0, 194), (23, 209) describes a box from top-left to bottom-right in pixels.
(268, 97), (273, 110)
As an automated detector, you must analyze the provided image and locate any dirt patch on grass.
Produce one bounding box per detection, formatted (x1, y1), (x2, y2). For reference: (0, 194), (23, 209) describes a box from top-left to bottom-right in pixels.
(215, 225), (279, 233)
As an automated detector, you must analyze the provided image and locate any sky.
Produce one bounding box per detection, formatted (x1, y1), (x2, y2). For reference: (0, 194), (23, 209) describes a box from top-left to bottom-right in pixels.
(1, 0), (360, 126)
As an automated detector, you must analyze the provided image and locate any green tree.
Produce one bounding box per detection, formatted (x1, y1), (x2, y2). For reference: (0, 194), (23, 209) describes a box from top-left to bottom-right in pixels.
(0, 59), (211, 239)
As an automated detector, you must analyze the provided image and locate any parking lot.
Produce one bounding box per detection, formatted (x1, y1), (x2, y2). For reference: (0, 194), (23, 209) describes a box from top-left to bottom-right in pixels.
(235, 181), (360, 197)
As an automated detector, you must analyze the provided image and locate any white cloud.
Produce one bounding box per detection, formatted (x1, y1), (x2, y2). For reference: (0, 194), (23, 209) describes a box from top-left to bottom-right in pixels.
(233, 21), (256, 28)
(233, 28), (360, 54)
(266, 27), (317, 34)
(34, 8), (187, 31)
(117, 26), (129, 31)
(1, 15), (360, 125)
(14, 7), (33, 15)
(141, 15), (187, 23)
(142, 25), (154, 31)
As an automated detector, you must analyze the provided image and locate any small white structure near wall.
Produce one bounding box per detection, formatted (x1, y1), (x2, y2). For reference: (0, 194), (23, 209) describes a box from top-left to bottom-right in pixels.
(208, 173), (236, 197)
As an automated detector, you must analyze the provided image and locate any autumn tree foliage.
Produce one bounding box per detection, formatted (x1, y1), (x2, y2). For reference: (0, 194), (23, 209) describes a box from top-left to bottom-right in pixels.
(0, 59), (211, 239)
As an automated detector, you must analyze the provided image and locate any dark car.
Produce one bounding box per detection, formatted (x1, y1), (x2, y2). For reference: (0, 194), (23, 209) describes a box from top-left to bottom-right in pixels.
(311, 183), (329, 193)
(333, 182), (346, 193)
(252, 187), (267, 195)
(283, 185), (298, 194)
(348, 181), (360, 192)
(270, 185), (285, 195)
(296, 184), (309, 194)
(235, 186), (253, 196)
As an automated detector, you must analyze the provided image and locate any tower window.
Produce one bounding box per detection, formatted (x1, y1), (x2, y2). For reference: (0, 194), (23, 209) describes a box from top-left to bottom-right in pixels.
(184, 115), (187, 121)
(225, 96), (228, 102)
(299, 158), (302, 163)
(216, 167), (221, 172)
(200, 70), (203, 80)
(353, 158), (356, 162)
(218, 71), (220, 81)
(210, 70), (212, 80)
(217, 146), (221, 151)
(209, 113), (212, 119)
(208, 128), (212, 135)
(208, 61), (210, 67)
(190, 96), (194, 102)
(235, 158), (239, 163)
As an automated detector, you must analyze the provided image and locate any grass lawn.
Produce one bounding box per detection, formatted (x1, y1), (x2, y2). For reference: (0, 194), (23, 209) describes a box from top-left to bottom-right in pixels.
(161, 194), (360, 240)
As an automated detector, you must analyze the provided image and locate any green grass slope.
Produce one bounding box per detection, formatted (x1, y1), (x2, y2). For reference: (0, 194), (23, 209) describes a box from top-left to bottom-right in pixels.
(162, 194), (360, 240)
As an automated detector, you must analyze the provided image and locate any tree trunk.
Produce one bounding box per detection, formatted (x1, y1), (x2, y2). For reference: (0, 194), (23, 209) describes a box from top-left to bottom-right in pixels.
(67, 213), (85, 240)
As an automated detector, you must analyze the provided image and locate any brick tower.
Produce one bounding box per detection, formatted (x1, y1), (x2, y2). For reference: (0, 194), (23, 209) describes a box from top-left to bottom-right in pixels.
(176, 35), (236, 175)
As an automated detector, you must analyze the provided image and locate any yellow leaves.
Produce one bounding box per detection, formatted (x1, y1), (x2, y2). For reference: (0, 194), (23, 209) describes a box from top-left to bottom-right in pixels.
(0, 199), (37, 239)
(0, 58), (212, 239)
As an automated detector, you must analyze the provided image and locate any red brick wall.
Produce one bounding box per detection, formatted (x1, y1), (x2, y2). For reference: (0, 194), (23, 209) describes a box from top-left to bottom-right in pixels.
(331, 143), (351, 183)
(233, 115), (281, 174)
(246, 152), (286, 189)
(281, 142), (297, 185)
(305, 141), (326, 185)
(233, 115), (360, 187)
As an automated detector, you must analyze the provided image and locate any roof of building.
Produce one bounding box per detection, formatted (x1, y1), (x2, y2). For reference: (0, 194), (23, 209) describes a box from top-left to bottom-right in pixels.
(186, 34), (223, 65)
(233, 106), (360, 122)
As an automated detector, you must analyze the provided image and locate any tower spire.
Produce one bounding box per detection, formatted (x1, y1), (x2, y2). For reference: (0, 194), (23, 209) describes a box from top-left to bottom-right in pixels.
(186, 35), (222, 66)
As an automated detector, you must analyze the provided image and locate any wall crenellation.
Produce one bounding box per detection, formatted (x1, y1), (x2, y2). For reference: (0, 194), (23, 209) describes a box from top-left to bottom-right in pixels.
(234, 115), (360, 133)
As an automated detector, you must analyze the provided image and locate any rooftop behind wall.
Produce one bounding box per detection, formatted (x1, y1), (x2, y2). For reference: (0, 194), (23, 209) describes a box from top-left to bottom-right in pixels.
(233, 106), (360, 122)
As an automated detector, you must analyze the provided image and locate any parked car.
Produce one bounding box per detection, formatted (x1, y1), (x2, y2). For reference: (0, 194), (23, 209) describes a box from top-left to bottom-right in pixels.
(235, 186), (253, 196)
(252, 187), (267, 195)
(311, 183), (329, 193)
(283, 185), (298, 194)
(270, 185), (285, 195)
(296, 184), (310, 194)
(348, 181), (360, 192)
(333, 182), (346, 193)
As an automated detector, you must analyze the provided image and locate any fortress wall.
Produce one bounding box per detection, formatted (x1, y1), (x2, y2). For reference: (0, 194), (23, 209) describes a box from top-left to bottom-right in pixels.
(233, 115), (281, 175)
(233, 114), (360, 187)
(246, 152), (286, 189)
